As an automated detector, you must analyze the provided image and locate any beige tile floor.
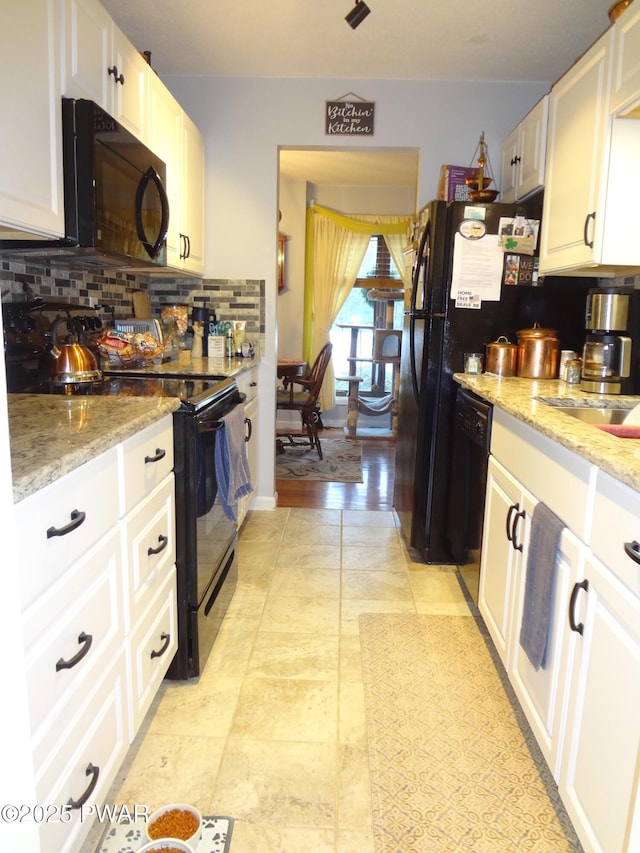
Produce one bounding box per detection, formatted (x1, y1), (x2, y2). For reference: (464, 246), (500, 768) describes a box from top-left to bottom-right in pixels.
(87, 508), (473, 853)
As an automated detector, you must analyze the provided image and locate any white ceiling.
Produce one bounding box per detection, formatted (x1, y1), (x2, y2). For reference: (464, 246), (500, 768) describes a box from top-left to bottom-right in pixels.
(277, 148), (421, 188)
(100, 0), (615, 189)
(102, 0), (612, 83)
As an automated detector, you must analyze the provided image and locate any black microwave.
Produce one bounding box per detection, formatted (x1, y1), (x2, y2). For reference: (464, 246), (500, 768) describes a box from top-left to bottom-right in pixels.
(0, 98), (169, 268)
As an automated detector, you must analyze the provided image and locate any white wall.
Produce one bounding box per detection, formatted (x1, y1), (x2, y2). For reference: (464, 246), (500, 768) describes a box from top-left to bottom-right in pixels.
(165, 76), (549, 503)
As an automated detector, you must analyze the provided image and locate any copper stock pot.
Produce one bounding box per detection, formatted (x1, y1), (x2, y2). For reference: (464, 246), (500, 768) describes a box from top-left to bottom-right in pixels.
(516, 324), (559, 379)
(485, 336), (518, 376)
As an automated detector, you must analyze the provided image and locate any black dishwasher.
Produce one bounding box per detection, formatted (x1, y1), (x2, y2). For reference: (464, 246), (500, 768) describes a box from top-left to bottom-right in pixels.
(447, 387), (493, 603)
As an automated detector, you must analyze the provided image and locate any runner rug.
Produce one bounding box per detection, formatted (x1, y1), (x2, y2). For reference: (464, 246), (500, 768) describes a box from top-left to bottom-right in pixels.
(359, 613), (582, 852)
(275, 438), (362, 482)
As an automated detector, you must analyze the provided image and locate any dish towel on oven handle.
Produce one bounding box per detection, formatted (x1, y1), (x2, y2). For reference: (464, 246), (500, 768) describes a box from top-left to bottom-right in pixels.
(214, 403), (253, 521)
(519, 502), (565, 671)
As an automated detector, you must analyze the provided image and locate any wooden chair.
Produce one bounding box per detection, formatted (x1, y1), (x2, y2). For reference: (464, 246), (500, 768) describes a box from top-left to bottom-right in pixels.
(276, 342), (333, 459)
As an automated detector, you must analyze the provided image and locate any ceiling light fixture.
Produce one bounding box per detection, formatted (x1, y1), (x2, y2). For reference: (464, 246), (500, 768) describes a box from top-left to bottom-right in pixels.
(345, 1), (371, 29)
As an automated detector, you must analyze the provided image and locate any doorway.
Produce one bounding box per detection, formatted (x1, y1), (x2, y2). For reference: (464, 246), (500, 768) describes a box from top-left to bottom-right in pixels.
(276, 146), (420, 434)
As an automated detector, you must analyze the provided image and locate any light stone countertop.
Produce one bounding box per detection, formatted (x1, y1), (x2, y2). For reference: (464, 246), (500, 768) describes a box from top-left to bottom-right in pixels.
(8, 357), (261, 504)
(453, 373), (640, 493)
(8, 395), (181, 503)
(102, 355), (259, 379)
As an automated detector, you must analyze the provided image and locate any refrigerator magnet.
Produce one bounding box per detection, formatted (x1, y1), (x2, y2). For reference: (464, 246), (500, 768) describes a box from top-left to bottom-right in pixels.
(459, 220), (486, 240)
(462, 205), (487, 220)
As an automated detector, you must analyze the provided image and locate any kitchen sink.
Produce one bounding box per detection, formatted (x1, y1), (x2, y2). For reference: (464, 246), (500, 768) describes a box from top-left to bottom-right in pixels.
(535, 396), (640, 426)
(544, 406), (633, 425)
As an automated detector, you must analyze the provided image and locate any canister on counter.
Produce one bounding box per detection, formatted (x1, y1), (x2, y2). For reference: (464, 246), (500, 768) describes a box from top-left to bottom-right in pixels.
(566, 358), (582, 384)
(559, 349), (577, 381)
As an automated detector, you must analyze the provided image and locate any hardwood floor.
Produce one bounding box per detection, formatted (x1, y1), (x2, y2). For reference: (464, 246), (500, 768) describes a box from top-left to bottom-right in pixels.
(275, 435), (396, 510)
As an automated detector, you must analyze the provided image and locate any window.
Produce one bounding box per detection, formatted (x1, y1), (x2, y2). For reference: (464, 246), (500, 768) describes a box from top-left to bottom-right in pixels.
(330, 235), (403, 400)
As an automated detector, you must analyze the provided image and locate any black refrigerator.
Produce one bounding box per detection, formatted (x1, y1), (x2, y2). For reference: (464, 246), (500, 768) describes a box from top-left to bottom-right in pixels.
(393, 198), (592, 563)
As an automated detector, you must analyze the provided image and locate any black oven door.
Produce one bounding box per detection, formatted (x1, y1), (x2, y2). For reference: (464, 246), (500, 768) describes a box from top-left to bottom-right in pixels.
(168, 401), (239, 680)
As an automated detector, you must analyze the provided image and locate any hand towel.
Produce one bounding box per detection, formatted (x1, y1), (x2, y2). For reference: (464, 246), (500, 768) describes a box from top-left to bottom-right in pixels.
(519, 502), (565, 671)
(214, 403), (253, 522)
(595, 423), (640, 438)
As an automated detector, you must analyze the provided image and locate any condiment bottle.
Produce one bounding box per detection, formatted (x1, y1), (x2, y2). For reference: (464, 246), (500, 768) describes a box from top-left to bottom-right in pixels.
(226, 329), (234, 357)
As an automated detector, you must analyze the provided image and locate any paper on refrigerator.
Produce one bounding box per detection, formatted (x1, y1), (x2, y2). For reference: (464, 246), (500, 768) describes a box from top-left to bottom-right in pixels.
(450, 232), (504, 308)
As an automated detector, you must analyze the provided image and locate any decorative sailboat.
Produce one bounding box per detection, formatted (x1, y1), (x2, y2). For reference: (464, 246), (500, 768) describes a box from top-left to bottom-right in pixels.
(465, 131), (499, 203)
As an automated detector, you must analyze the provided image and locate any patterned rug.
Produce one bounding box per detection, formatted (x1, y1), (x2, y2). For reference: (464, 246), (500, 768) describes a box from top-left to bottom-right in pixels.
(359, 613), (583, 852)
(275, 438), (362, 482)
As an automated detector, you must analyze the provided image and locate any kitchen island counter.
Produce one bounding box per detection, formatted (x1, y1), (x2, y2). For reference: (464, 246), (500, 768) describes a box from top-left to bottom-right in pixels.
(8, 395), (180, 503)
(453, 373), (640, 493)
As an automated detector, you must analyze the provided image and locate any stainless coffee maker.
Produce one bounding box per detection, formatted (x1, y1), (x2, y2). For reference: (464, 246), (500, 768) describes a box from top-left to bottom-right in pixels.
(581, 287), (636, 394)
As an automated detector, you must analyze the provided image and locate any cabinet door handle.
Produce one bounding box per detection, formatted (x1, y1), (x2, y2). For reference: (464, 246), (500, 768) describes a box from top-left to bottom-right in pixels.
(510, 155), (521, 166)
(185, 234), (191, 260)
(583, 211), (596, 249)
(150, 632), (171, 659)
(147, 534), (168, 556)
(244, 416), (252, 443)
(56, 632), (93, 672)
(569, 579), (589, 634)
(624, 540), (640, 564)
(107, 65), (124, 85)
(144, 448), (166, 464)
(47, 509), (86, 539)
(67, 763), (100, 809)
(506, 503), (518, 543)
(511, 508), (526, 552)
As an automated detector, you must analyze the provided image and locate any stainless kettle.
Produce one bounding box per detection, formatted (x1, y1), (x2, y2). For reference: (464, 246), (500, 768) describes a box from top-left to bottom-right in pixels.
(41, 317), (102, 389)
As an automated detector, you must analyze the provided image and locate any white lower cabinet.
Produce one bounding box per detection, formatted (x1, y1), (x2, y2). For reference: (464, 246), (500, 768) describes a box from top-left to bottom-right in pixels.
(479, 456), (534, 668)
(127, 568), (177, 737)
(15, 415), (177, 853)
(236, 366), (259, 527)
(35, 657), (128, 853)
(480, 405), (640, 851)
(509, 527), (584, 779)
(559, 550), (640, 853)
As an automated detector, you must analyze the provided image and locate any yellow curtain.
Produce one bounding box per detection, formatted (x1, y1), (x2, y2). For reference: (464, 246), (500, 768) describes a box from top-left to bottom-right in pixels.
(303, 204), (412, 412)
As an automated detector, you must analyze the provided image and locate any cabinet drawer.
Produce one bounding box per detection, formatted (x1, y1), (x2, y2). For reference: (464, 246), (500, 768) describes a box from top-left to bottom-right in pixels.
(23, 528), (124, 740)
(127, 568), (177, 739)
(236, 366), (258, 402)
(34, 658), (128, 853)
(117, 415), (174, 515)
(16, 447), (119, 608)
(592, 468), (640, 593)
(121, 475), (176, 630)
(491, 408), (596, 541)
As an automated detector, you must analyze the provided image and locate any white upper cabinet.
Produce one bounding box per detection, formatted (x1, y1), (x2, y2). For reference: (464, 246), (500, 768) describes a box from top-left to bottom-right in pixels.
(500, 96), (548, 204)
(0, 0), (65, 239)
(61, 0), (149, 142)
(180, 111), (206, 275)
(610, 0), (640, 116)
(149, 75), (205, 276)
(539, 26), (640, 276)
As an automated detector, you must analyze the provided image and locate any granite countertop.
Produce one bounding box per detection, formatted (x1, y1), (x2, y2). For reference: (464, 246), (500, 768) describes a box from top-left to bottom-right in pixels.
(9, 357), (261, 504)
(8, 395), (181, 503)
(453, 373), (640, 493)
(103, 355), (259, 379)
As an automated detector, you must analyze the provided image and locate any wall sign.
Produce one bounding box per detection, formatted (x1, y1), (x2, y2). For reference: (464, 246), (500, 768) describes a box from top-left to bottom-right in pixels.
(325, 93), (375, 135)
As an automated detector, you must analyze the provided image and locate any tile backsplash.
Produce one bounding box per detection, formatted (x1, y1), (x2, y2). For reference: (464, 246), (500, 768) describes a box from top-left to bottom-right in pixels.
(0, 259), (265, 340)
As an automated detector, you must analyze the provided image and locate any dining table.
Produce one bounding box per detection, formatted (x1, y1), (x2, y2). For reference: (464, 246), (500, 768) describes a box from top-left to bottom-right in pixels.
(277, 358), (308, 402)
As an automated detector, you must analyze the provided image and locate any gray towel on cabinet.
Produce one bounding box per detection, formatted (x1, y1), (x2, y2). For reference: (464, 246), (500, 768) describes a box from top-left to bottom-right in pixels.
(519, 502), (565, 671)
